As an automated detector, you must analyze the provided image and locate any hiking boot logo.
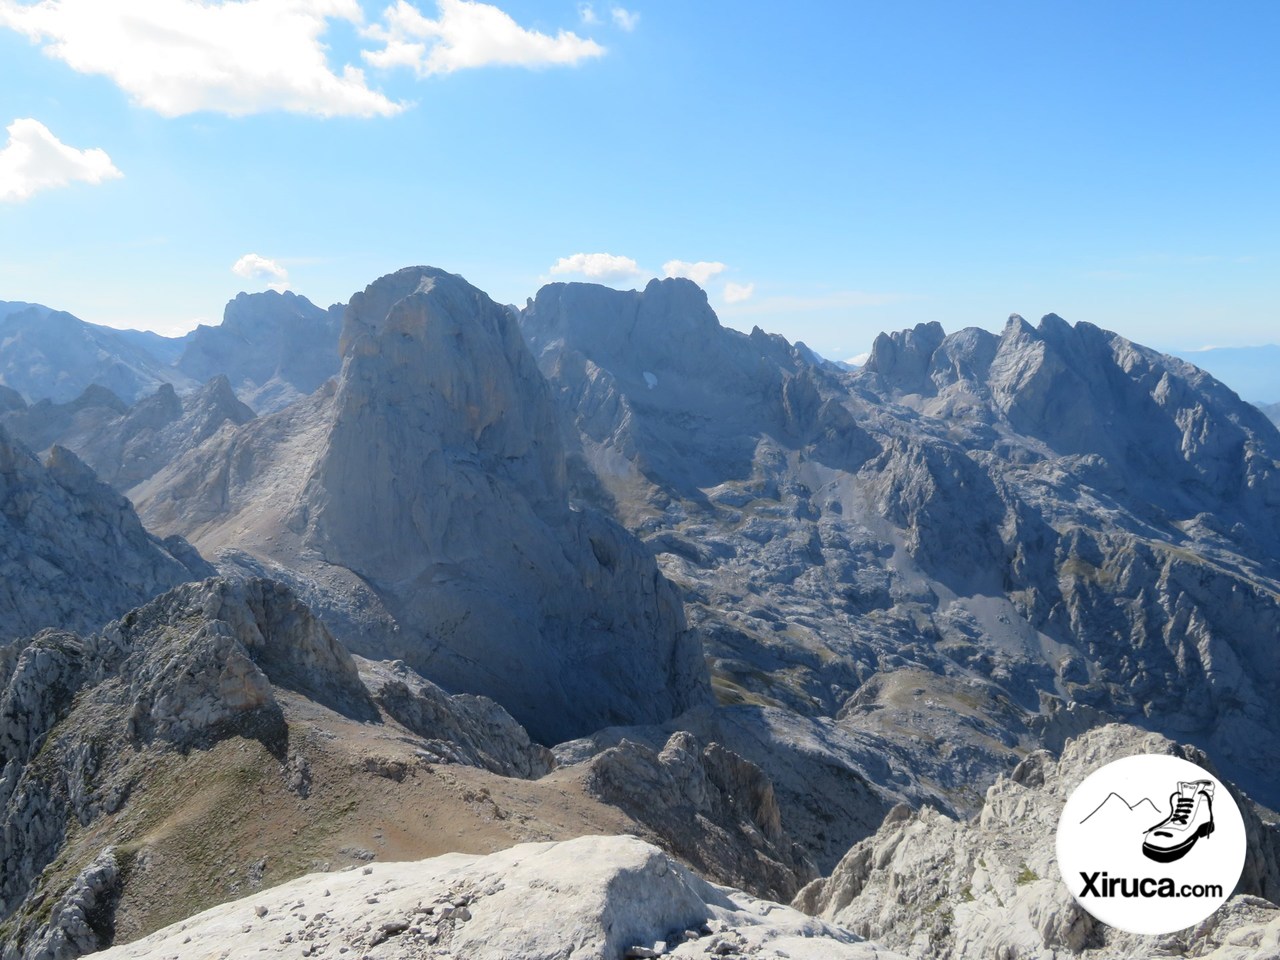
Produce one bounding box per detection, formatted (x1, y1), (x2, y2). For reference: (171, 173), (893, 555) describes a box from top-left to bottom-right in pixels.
(1142, 780), (1215, 863)
(1057, 754), (1246, 936)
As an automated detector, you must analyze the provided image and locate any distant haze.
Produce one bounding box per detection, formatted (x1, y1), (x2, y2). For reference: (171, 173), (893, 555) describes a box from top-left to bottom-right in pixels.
(1167, 344), (1280, 404)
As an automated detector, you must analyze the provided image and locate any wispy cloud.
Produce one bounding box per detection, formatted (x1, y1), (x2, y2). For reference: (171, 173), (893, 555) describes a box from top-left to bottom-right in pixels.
(549, 252), (643, 282)
(578, 2), (600, 25)
(0, 118), (121, 202)
(232, 253), (290, 292)
(723, 281), (755, 304)
(611, 6), (639, 31)
(662, 259), (725, 286)
(364, 0), (604, 77)
(0, 0), (403, 118)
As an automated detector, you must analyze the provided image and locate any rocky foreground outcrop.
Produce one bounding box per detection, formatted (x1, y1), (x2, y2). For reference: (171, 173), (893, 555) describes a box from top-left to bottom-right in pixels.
(576, 730), (816, 903)
(0, 578), (563, 958)
(0, 426), (210, 641)
(795, 724), (1280, 959)
(89, 835), (903, 960)
(135, 267), (710, 744)
(3, 574), (807, 960)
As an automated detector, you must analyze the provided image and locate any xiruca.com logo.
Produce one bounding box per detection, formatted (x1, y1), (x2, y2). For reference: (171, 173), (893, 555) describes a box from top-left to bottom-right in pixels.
(1056, 754), (1246, 934)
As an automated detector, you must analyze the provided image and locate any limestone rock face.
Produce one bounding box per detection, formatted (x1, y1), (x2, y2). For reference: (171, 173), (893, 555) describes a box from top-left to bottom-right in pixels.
(523, 278), (877, 497)
(524, 289), (1280, 812)
(9, 847), (122, 960)
(176, 291), (343, 413)
(87, 835), (903, 960)
(796, 724), (1280, 960)
(0, 427), (211, 641)
(134, 267), (710, 744)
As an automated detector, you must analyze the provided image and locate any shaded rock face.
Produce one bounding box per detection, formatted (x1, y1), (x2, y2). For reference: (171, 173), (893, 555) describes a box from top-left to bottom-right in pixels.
(795, 724), (1280, 960)
(579, 730), (816, 902)
(358, 658), (554, 780)
(1, 377), (255, 492)
(0, 385), (129, 456)
(88, 835), (900, 960)
(0, 427), (211, 642)
(552, 704), (924, 878)
(134, 267), (710, 745)
(176, 291), (343, 414)
(524, 288), (1280, 811)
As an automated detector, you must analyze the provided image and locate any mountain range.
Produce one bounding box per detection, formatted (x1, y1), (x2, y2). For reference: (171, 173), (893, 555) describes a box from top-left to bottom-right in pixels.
(0, 291), (341, 413)
(1, 269), (1278, 960)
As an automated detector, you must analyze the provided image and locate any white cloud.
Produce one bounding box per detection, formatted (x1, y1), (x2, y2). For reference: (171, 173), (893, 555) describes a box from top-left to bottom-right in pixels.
(0, 0), (402, 118)
(363, 0), (604, 77)
(611, 6), (639, 31)
(578, 2), (600, 25)
(662, 259), (726, 286)
(549, 252), (643, 282)
(232, 253), (290, 292)
(845, 352), (870, 367)
(723, 281), (755, 304)
(0, 117), (121, 202)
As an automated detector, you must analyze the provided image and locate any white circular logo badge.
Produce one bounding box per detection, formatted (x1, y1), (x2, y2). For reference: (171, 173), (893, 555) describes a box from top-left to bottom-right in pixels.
(1056, 754), (1246, 935)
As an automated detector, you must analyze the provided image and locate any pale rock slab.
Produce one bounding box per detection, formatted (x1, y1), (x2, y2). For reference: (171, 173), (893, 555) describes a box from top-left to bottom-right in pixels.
(91, 836), (904, 960)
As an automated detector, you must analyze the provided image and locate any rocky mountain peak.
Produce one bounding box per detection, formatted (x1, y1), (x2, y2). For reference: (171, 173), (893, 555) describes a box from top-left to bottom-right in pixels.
(1002, 311), (1032, 334)
(125, 381), (183, 426)
(522, 276), (732, 381)
(184, 374), (256, 433)
(317, 266), (569, 562)
(177, 289), (342, 413)
(220, 289), (318, 333)
(339, 266), (474, 354)
(862, 321), (946, 393)
(71, 384), (132, 415)
(1036, 310), (1071, 337)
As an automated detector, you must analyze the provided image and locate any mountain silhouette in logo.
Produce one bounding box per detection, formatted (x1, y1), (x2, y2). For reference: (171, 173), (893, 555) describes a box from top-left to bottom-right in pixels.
(1080, 792), (1161, 826)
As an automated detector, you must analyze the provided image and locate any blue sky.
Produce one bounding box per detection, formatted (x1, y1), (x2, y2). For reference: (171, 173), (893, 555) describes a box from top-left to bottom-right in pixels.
(0, 1), (1276, 362)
